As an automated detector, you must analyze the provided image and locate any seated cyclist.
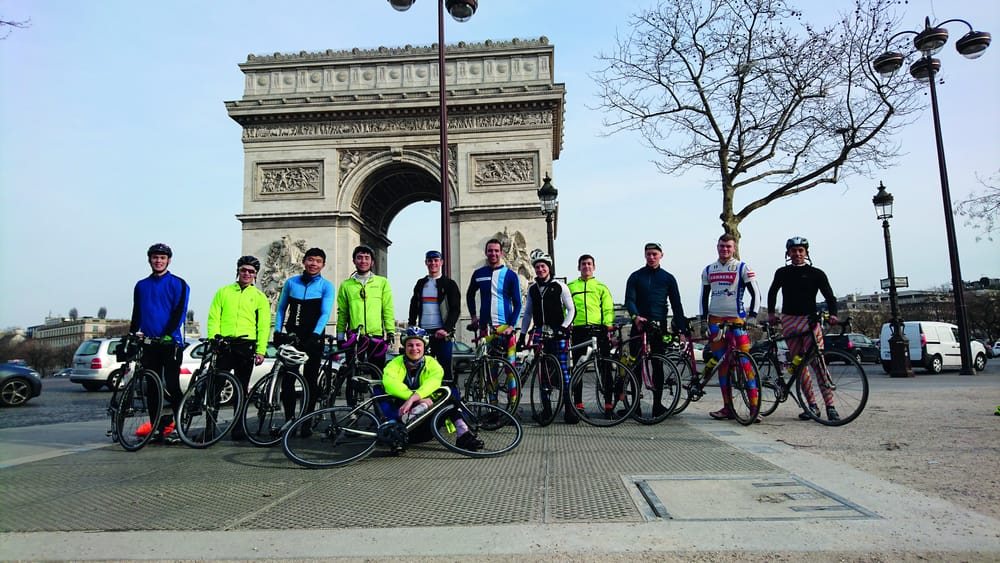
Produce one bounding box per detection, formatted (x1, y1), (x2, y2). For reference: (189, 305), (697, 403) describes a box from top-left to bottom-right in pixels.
(381, 328), (483, 450)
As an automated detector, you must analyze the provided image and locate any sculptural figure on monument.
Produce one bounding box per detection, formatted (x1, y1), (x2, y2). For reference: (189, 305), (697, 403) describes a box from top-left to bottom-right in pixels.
(494, 228), (533, 294)
(261, 235), (309, 312)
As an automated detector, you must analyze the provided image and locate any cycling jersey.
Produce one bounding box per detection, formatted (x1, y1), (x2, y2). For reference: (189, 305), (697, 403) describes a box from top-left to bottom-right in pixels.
(700, 258), (759, 319)
(625, 266), (686, 329)
(274, 273), (335, 336)
(466, 264), (522, 328)
(520, 278), (575, 332)
(767, 264), (838, 317)
(130, 271), (189, 345)
(567, 277), (614, 327)
(382, 355), (444, 401)
(336, 274), (394, 336)
(207, 282), (272, 355)
(407, 275), (460, 333)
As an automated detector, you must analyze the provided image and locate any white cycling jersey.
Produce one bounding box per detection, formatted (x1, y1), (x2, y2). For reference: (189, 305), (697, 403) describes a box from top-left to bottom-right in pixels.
(700, 258), (759, 319)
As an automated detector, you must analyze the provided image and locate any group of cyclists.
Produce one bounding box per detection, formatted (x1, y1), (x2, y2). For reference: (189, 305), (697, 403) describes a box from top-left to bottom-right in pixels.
(126, 231), (840, 444)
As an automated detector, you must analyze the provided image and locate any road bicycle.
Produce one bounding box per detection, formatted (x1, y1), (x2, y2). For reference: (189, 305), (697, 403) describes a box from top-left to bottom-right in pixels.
(520, 326), (568, 426)
(240, 334), (310, 446)
(753, 315), (869, 426)
(688, 320), (761, 426)
(315, 328), (386, 410)
(564, 328), (639, 427)
(612, 321), (682, 424)
(174, 335), (245, 448)
(282, 380), (522, 468)
(107, 333), (169, 452)
(661, 324), (712, 417)
(464, 325), (521, 415)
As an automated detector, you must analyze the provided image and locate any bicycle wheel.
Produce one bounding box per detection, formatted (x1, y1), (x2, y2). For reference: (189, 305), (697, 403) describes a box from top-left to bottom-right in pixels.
(666, 353), (698, 416)
(568, 358), (639, 427)
(432, 402), (522, 457)
(727, 351), (761, 426)
(243, 369), (309, 447)
(283, 406), (380, 468)
(114, 369), (163, 452)
(177, 371), (243, 448)
(472, 358), (520, 415)
(795, 349), (869, 426)
(526, 354), (563, 426)
(105, 366), (131, 419)
(632, 354), (681, 425)
(316, 366), (339, 410)
(752, 353), (783, 418)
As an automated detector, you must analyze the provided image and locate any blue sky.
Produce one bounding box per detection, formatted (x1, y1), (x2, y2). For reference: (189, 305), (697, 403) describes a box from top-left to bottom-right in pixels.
(1, 0), (998, 332)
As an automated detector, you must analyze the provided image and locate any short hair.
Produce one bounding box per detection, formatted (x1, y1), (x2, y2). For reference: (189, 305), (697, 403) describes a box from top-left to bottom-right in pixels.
(578, 254), (595, 267)
(484, 238), (502, 252)
(304, 248), (326, 261)
(352, 245), (375, 259)
(718, 234), (736, 243)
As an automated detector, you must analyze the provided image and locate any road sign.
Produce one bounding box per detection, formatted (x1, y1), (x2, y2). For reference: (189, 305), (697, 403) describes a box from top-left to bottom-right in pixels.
(880, 277), (909, 290)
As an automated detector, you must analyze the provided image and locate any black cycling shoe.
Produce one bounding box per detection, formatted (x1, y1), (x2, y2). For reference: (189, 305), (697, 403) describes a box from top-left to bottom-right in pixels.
(798, 404), (820, 420)
(456, 431), (484, 451)
(826, 406), (841, 422)
(652, 403), (668, 418)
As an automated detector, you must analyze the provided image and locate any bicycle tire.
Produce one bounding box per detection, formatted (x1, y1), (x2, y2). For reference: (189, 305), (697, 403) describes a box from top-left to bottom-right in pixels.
(632, 353), (681, 425)
(283, 406), (379, 468)
(795, 349), (869, 426)
(105, 366), (131, 420)
(665, 353), (699, 415)
(316, 366), (339, 410)
(432, 402), (522, 457)
(467, 357), (520, 415)
(568, 357), (639, 427)
(526, 354), (563, 426)
(242, 368), (309, 447)
(752, 353), (783, 418)
(114, 369), (163, 452)
(177, 370), (243, 448)
(727, 351), (761, 425)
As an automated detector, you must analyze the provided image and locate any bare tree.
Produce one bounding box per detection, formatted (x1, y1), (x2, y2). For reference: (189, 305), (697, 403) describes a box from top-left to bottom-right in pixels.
(98, 306), (108, 320)
(1, 17), (30, 39)
(68, 307), (78, 320)
(954, 170), (1000, 242)
(592, 0), (920, 243)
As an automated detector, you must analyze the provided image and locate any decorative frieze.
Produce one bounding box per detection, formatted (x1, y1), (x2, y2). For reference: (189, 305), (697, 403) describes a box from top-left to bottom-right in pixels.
(338, 146), (457, 188)
(473, 154), (537, 188)
(255, 162), (323, 199)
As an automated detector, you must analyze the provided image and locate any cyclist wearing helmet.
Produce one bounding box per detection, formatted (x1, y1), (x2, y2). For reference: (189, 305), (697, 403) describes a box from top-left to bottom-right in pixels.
(207, 256), (271, 438)
(700, 233), (760, 421)
(407, 250), (461, 383)
(767, 236), (841, 421)
(625, 242), (686, 418)
(380, 328), (482, 450)
(275, 247), (335, 429)
(130, 243), (190, 442)
(519, 250), (576, 423)
(336, 245), (395, 371)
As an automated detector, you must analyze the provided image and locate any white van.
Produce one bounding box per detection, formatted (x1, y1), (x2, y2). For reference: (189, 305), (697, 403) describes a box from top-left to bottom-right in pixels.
(879, 321), (987, 374)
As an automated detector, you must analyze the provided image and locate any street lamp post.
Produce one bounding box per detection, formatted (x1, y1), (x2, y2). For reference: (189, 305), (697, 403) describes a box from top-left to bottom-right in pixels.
(873, 182), (913, 378)
(873, 17), (991, 375)
(389, 0), (478, 272)
(537, 173), (558, 274)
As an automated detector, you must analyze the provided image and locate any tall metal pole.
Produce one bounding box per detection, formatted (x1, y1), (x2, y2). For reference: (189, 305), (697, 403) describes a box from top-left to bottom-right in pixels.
(882, 218), (913, 377)
(926, 64), (974, 374)
(437, 0), (452, 274)
(545, 212), (555, 275)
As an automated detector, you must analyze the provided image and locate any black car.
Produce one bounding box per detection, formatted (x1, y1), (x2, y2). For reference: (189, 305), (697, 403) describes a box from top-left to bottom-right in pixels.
(0, 362), (43, 407)
(825, 333), (880, 364)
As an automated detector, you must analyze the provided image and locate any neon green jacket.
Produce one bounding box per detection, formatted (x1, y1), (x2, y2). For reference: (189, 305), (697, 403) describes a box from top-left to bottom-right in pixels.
(567, 277), (615, 327)
(381, 355), (444, 400)
(336, 274), (394, 336)
(207, 283), (272, 355)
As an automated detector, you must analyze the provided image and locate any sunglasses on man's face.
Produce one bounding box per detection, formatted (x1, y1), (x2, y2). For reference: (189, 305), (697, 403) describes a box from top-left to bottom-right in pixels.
(238, 267), (257, 274)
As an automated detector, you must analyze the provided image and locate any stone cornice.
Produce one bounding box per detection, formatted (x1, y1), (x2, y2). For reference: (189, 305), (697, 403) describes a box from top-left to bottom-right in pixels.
(242, 37), (550, 65)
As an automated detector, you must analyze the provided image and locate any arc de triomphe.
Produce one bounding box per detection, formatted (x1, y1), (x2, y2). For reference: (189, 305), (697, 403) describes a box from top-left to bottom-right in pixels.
(225, 37), (566, 316)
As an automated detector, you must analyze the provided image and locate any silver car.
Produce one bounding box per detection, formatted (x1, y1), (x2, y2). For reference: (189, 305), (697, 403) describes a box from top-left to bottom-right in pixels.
(70, 338), (123, 391)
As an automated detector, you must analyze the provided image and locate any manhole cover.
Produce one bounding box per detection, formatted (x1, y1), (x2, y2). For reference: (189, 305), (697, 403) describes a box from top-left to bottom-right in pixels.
(625, 474), (879, 521)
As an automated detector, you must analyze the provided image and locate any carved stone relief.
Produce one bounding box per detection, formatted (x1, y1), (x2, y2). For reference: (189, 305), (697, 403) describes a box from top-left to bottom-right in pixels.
(473, 154), (536, 188)
(339, 146), (457, 188)
(256, 162), (323, 199)
(260, 235), (309, 314)
(494, 228), (533, 294)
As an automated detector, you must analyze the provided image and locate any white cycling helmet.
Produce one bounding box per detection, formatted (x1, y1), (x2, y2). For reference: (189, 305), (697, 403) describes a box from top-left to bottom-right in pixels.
(278, 344), (308, 365)
(530, 248), (552, 267)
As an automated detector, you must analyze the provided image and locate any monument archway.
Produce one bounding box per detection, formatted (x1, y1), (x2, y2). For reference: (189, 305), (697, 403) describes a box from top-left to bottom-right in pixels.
(226, 38), (566, 322)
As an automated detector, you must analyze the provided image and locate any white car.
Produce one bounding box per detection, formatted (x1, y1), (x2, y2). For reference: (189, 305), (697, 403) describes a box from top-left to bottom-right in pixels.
(70, 338), (124, 391)
(179, 340), (279, 393)
(993, 341), (1000, 358)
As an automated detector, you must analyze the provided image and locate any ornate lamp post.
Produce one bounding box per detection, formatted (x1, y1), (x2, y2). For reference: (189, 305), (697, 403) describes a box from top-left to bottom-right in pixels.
(537, 173), (558, 273)
(873, 182), (913, 377)
(389, 0), (478, 271)
(873, 17), (990, 375)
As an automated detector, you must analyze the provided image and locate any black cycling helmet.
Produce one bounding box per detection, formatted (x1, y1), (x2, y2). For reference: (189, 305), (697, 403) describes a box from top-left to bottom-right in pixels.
(147, 243), (173, 258)
(353, 245), (375, 259)
(237, 255), (261, 272)
(785, 236), (809, 250)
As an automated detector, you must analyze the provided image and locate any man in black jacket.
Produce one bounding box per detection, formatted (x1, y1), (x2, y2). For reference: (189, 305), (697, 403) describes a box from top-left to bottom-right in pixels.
(408, 250), (461, 384)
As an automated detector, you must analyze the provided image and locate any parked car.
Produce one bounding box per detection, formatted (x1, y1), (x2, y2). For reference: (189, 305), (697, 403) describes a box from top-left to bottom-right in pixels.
(825, 333), (880, 364)
(750, 338), (789, 360)
(179, 340), (279, 397)
(70, 338), (123, 391)
(0, 363), (43, 407)
(879, 321), (988, 374)
(52, 368), (73, 378)
(993, 341), (1000, 358)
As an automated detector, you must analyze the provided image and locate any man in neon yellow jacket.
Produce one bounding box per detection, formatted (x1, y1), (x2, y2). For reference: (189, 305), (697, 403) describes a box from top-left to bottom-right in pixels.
(336, 245), (395, 370)
(207, 256), (271, 441)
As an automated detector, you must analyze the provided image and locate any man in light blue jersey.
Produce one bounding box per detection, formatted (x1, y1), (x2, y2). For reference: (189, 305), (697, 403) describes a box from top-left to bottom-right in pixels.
(466, 238), (522, 364)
